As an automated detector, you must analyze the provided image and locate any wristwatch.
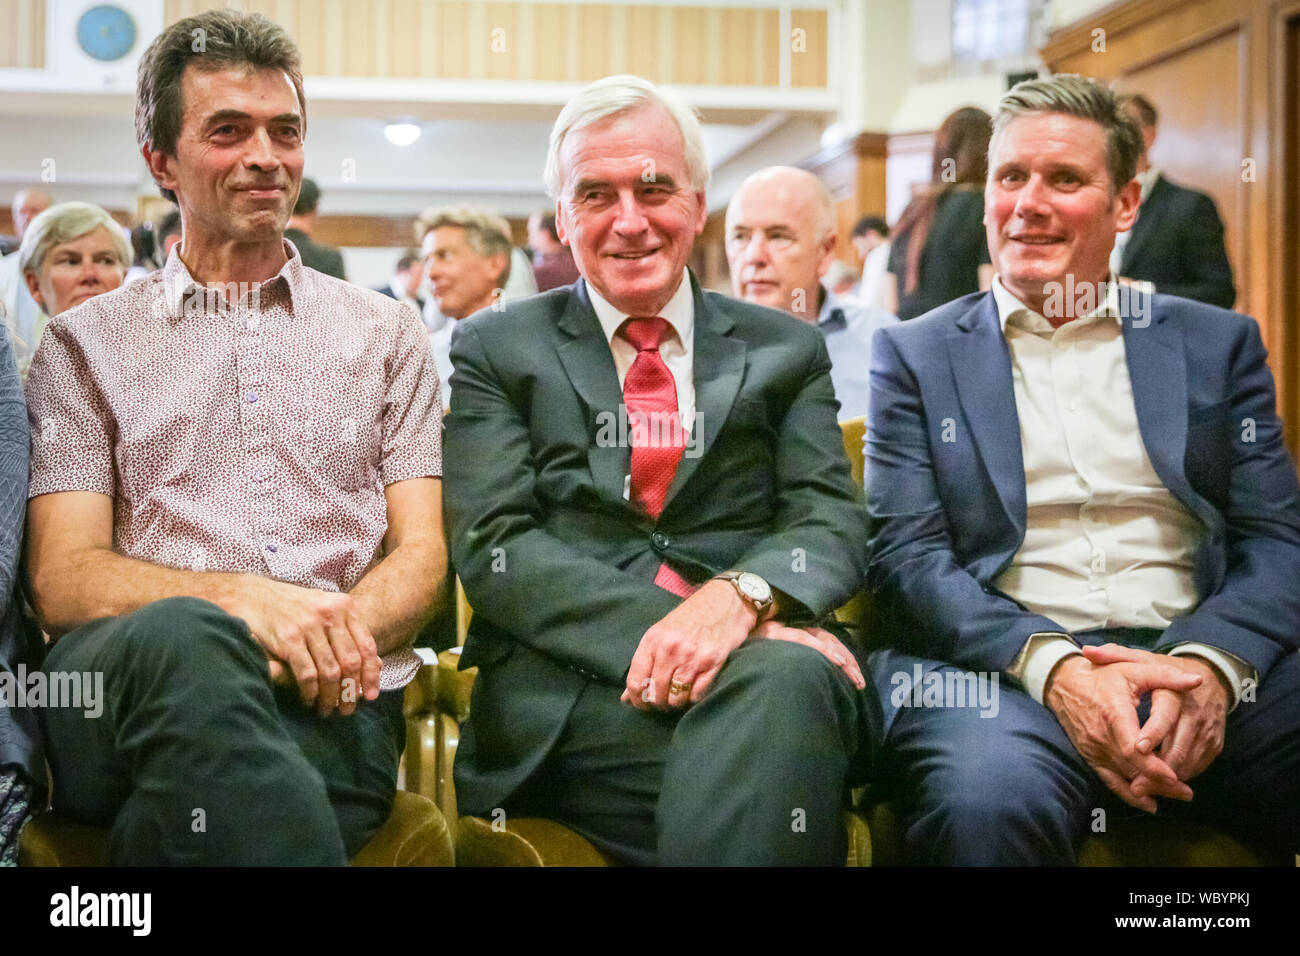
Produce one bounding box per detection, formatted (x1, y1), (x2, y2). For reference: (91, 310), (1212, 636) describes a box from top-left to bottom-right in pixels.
(712, 570), (775, 621)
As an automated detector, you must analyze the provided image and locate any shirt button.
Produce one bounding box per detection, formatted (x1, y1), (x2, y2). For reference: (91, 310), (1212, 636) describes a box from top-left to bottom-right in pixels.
(265, 543), (278, 553)
(652, 532), (669, 550)
(247, 391), (259, 403)
(253, 469), (266, 482)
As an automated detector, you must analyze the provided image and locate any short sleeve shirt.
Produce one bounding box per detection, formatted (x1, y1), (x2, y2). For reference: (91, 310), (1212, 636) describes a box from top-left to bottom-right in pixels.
(24, 242), (444, 689)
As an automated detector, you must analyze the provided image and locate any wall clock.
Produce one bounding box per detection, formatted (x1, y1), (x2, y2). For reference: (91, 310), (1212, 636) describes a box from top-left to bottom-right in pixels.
(76, 4), (138, 63)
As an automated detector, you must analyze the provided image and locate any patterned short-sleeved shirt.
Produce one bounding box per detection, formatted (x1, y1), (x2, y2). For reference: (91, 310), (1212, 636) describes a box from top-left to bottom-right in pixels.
(25, 242), (443, 689)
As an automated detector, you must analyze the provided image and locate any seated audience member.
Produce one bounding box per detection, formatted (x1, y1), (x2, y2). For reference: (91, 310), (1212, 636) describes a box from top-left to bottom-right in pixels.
(373, 250), (426, 316)
(125, 223), (159, 283)
(17, 202), (129, 379)
(887, 107), (993, 319)
(443, 75), (875, 866)
(726, 166), (897, 421)
(864, 74), (1300, 864)
(419, 205), (513, 408)
(23, 9), (445, 865)
(285, 177), (347, 280)
(156, 208), (182, 262)
(823, 261), (859, 297)
(0, 188), (54, 366)
(527, 209), (580, 291)
(850, 215), (891, 311)
(0, 325), (39, 866)
(1113, 93), (1235, 309)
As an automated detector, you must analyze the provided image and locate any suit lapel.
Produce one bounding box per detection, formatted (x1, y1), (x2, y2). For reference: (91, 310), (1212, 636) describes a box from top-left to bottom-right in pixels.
(555, 281), (635, 509)
(1121, 290), (1198, 510)
(946, 295), (1026, 539)
(661, 281), (746, 513)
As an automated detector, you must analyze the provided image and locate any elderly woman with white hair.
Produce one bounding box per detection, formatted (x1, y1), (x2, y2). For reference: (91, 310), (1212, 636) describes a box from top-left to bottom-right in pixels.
(14, 202), (129, 378)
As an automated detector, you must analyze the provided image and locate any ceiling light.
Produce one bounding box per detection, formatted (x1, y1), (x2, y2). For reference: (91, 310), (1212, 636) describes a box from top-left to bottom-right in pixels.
(384, 122), (421, 147)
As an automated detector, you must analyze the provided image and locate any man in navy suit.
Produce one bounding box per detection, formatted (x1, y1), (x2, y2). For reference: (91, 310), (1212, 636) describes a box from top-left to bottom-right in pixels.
(864, 74), (1300, 864)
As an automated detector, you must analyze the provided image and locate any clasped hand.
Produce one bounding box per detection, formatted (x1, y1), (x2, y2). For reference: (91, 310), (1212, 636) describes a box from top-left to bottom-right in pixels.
(234, 577), (383, 717)
(1045, 644), (1229, 813)
(621, 580), (865, 711)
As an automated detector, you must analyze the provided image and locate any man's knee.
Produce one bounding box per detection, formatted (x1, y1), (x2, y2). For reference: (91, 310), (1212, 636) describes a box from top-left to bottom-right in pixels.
(115, 596), (260, 674)
(722, 637), (852, 701)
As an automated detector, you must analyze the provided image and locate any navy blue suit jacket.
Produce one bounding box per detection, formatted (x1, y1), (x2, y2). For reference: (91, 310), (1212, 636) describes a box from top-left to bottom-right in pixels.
(865, 289), (1300, 680)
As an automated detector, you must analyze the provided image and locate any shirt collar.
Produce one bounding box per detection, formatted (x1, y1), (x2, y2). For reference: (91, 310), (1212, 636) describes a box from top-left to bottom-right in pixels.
(161, 238), (305, 320)
(588, 269), (695, 348)
(1138, 167), (1160, 202)
(992, 274), (1121, 336)
(817, 289), (848, 331)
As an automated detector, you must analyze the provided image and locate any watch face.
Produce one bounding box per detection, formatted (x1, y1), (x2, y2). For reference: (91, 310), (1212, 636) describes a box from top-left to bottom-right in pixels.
(736, 572), (771, 602)
(77, 5), (138, 63)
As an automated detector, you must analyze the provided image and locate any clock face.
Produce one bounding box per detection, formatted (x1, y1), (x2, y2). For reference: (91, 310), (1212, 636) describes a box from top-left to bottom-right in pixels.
(76, 5), (138, 62)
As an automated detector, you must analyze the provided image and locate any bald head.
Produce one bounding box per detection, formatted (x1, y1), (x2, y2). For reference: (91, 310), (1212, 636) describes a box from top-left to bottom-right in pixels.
(725, 166), (836, 320)
(12, 188), (54, 240)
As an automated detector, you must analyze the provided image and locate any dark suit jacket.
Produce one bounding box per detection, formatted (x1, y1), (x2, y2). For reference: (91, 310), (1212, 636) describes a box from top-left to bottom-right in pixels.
(284, 229), (347, 281)
(443, 275), (868, 811)
(0, 322), (42, 788)
(865, 289), (1300, 680)
(1120, 174), (1235, 309)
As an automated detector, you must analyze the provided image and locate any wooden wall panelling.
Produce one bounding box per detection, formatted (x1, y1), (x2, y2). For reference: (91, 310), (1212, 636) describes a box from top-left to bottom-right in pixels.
(674, 7), (710, 87)
(1041, 0), (1300, 446)
(789, 8), (827, 88)
(531, 3), (569, 83)
(801, 132), (889, 263)
(389, 0), (421, 79)
(1, 0), (44, 69)
(582, 1), (616, 82)
(623, 5), (660, 83)
(150, 1), (829, 89)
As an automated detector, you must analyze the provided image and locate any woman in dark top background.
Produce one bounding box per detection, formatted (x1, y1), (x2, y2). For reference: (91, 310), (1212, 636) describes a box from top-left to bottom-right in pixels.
(887, 106), (994, 320)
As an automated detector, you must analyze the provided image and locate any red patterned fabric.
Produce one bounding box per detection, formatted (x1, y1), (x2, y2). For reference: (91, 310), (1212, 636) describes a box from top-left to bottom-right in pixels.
(619, 316), (695, 598)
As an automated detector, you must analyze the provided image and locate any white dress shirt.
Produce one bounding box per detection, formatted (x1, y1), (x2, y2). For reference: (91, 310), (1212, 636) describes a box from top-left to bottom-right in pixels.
(991, 276), (1253, 706)
(587, 270), (696, 432)
(854, 241), (893, 313)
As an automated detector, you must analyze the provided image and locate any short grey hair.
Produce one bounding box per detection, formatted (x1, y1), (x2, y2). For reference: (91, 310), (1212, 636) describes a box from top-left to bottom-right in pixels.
(18, 202), (130, 277)
(416, 204), (513, 285)
(543, 74), (710, 200)
(992, 73), (1142, 193)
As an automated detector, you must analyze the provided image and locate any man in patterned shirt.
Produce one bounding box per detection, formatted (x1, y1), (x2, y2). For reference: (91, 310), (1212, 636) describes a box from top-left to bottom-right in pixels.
(22, 10), (446, 864)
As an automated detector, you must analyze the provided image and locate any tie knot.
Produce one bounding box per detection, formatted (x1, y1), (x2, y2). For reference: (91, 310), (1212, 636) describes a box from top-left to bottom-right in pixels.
(620, 316), (671, 352)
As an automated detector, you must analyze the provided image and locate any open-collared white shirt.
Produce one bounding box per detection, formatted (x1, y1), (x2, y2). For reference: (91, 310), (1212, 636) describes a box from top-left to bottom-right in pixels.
(992, 276), (1252, 706)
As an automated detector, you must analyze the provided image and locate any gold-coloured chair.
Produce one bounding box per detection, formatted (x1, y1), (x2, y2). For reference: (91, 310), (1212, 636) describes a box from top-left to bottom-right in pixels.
(20, 789), (454, 867)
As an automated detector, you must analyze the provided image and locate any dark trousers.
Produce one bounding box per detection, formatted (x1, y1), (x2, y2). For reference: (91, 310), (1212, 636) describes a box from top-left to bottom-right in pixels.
(867, 630), (1300, 865)
(38, 596), (404, 865)
(506, 637), (877, 866)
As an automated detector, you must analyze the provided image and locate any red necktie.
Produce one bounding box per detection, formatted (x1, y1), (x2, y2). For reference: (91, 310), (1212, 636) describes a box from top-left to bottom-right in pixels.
(619, 317), (696, 598)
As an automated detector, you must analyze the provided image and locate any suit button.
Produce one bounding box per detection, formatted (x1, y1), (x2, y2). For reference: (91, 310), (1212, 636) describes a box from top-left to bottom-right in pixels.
(652, 532), (669, 550)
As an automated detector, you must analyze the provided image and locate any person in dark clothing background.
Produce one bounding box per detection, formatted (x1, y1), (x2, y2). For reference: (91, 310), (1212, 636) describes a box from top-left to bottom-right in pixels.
(284, 177), (347, 280)
(1113, 93), (1235, 309)
(887, 106), (993, 320)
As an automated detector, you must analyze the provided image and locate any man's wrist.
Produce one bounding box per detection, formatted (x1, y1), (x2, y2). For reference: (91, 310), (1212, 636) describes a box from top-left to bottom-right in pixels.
(1043, 653), (1088, 712)
(701, 578), (760, 629)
